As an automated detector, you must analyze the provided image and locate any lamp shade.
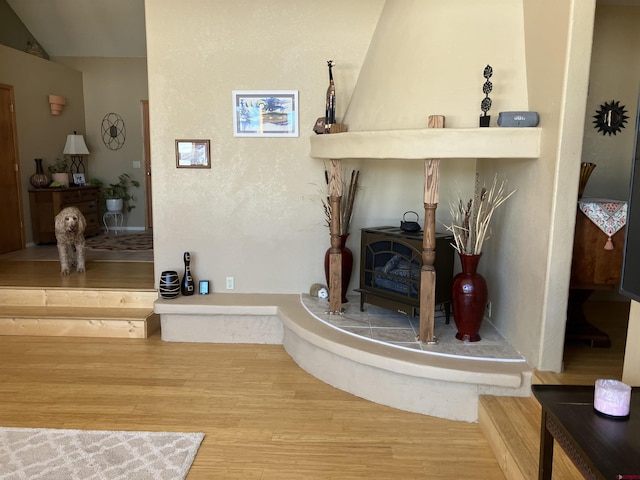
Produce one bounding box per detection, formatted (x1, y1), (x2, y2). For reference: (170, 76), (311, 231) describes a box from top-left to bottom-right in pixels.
(63, 134), (89, 155)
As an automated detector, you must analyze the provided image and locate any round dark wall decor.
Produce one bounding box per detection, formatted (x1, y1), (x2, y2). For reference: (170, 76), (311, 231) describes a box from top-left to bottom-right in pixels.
(593, 100), (628, 136)
(101, 113), (126, 150)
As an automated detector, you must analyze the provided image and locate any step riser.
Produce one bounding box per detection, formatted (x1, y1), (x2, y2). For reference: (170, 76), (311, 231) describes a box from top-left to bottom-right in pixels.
(0, 314), (159, 338)
(479, 395), (583, 480)
(0, 289), (157, 308)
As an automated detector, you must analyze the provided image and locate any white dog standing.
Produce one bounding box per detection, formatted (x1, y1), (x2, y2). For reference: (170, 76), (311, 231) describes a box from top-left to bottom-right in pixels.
(54, 206), (86, 275)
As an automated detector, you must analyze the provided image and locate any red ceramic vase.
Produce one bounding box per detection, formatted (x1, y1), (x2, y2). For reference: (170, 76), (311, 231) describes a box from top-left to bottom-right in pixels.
(324, 233), (353, 303)
(451, 253), (488, 342)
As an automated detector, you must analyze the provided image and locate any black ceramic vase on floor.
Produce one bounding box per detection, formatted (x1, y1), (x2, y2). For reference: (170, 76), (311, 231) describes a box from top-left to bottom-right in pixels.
(159, 270), (180, 299)
(451, 253), (488, 342)
(324, 234), (353, 303)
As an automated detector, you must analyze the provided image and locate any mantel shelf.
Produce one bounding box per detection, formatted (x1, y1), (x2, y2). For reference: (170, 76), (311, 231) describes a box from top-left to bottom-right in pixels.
(309, 127), (541, 160)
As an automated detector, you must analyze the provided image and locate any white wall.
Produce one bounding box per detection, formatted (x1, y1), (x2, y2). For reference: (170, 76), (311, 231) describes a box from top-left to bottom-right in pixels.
(0, 45), (85, 245)
(54, 57), (149, 229)
(145, 0), (600, 370)
(146, 0), (384, 291)
(581, 5), (640, 201)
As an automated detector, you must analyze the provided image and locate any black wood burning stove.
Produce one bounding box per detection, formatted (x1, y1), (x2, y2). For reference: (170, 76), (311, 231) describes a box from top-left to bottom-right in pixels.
(357, 226), (454, 322)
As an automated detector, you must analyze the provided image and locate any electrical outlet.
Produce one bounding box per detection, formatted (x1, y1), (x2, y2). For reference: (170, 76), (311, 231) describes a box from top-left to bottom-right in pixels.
(485, 301), (492, 318)
(226, 277), (234, 290)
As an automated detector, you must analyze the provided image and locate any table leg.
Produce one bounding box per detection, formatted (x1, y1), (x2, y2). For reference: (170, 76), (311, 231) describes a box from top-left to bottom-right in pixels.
(538, 408), (554, 480)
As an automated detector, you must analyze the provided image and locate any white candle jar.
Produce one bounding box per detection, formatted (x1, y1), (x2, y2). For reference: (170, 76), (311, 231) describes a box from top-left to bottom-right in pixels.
(594, 379), (631, 418)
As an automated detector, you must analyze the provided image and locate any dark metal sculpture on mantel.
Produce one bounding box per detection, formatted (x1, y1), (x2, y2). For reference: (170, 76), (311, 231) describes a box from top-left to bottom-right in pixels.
(325, 60), (336, 132)
(314, 60), (346, 134)
(480, 65), (493, 127)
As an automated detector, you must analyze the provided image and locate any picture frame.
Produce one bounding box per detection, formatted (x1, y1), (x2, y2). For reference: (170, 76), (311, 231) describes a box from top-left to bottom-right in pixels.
(232, 90), (299, 137)
(175, 139), (211, 168)
(72, 173), (86, 186)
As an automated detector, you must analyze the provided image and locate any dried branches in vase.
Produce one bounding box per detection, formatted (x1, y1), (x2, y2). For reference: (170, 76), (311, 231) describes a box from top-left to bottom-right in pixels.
(323, 168), (360, 235)
(446, 173), (516, 255)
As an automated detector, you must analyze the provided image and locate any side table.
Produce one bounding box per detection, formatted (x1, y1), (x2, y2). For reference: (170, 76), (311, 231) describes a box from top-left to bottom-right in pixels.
(103, 211), (123, 234)
(533, 384), (640, 480)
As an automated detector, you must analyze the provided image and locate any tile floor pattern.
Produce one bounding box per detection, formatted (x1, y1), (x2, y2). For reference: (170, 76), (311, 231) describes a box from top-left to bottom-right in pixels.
(301, 293), (526, 362)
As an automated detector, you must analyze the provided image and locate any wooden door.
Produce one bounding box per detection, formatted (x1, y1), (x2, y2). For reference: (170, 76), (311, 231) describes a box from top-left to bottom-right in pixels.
(142, 100), (153, 229)
(0, 84), (24, 253)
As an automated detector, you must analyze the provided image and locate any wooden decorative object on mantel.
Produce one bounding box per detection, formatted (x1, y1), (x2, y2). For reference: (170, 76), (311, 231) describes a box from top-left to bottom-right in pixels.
(328, 123), (347, 134)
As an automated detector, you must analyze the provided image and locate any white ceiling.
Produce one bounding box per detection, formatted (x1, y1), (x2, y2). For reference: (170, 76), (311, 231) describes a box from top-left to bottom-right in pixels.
(7, 0), (639, 59)
(7, 0), (146, 57)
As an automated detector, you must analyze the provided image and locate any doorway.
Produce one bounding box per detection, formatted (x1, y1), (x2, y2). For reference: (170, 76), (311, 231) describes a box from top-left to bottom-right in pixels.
(0, 84), (24, 254)
(142, 100), (153, 229)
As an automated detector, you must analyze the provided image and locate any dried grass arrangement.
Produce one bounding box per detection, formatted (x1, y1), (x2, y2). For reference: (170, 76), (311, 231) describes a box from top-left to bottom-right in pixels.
(323, 167), (360, 235)
(446, 173), (516, 255)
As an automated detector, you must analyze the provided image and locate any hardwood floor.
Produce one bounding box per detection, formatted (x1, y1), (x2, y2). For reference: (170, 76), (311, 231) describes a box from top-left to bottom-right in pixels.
(0, 246), (630, 478)
(0, 334), (509, 479)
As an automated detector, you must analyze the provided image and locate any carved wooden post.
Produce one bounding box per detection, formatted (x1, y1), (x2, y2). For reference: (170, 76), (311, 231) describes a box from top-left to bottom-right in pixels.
(420, 115), (445, 343)
(328, 159), (343, 313)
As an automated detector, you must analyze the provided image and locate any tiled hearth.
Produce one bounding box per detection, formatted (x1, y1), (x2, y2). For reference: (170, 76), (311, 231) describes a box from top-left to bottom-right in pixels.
(301, 294), (524, 362)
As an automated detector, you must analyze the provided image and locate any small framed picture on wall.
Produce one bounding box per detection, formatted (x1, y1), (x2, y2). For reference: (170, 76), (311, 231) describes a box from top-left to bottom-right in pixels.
(175, 139), (211, 168)
(232, 90), (299, 137)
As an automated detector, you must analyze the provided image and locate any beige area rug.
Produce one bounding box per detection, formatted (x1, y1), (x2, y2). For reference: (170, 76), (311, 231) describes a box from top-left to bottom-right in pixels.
(0, 427), (204, 480)
(85, 231), (153, 251)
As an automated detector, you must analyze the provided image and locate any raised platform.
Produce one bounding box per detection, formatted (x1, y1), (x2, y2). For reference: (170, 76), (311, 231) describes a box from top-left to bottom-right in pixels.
(155, 293), (532, 422)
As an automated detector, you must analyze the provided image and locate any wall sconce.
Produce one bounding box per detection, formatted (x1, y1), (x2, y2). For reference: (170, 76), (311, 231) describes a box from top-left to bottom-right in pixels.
(63, 132), (90, 179)
(49, 95), (66, 115)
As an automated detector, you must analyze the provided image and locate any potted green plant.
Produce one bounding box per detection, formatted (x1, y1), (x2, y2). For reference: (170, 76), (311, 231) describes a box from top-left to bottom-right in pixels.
(47, 157), (69, 186)
(90, 174), (140, 213)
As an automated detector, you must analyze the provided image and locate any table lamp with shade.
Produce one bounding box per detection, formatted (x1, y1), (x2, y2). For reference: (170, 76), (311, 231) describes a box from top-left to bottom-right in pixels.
(63, 132), (89, 184)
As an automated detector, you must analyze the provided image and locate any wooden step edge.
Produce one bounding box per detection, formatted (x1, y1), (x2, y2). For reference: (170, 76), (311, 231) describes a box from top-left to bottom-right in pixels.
(479, 396), (532, 480)
(0, 312), (160, 339)
(479, 395), (584, 480)
(0, 288), (158, 309)
(0, 306), (155, 320)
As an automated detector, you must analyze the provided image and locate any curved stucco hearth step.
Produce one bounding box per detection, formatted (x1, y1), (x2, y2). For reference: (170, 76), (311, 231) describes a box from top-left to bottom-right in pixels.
(155, 293), (532, 422)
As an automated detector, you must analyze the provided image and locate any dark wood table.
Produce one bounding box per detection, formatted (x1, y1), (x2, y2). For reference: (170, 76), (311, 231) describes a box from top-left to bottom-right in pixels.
(568, 209), (625, 347)
(532, 385), (640, 480)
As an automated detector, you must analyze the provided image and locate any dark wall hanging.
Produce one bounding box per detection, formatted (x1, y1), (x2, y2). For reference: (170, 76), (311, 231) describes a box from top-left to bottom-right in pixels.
(593, 100), (628, 136)
(101, 113), (126, 150)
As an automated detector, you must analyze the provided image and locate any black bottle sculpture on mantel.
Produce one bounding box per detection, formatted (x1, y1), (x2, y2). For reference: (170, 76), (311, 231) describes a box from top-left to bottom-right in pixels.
(480, 64), (493, 127)
(181, 252), (195, 296)
(325, 60), (336, 133)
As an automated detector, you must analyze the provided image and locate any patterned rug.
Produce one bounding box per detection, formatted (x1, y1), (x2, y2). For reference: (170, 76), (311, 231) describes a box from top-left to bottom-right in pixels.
(0, 427), (204, 480)
(85, 232), (153, 251)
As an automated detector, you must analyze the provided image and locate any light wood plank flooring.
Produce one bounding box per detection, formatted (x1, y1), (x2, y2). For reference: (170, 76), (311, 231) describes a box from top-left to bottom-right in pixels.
(0, 334), (509, 479)
(0, 246), (629, 478)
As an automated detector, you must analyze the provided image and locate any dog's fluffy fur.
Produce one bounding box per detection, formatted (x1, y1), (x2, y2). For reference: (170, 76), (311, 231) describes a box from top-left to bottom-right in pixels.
(54, 206), (86, 275)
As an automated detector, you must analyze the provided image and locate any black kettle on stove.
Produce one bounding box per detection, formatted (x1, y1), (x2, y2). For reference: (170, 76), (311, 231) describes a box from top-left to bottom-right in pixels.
(400, 211), (421, 233)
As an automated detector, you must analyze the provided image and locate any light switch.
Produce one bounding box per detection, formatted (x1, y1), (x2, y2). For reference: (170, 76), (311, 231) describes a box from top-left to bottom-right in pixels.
(133, 161), (141, 168)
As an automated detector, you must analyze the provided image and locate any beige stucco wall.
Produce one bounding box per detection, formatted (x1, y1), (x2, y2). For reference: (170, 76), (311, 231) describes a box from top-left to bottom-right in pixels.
(342, 0), (528, 242)
(623, 300), (640, 384)
(53, 57), (149, 229)
(581, 5), (640, 200)
(326, 0), (595, 370)
(146, 0), (385, 292)
(145, 0), (601, 370)
(0, 45), (85, 245)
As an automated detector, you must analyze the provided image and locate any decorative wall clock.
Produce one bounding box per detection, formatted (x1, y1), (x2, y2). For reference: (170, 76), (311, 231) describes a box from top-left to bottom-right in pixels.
(593, 100), (628, 136)
(101, 113), (126, 149)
